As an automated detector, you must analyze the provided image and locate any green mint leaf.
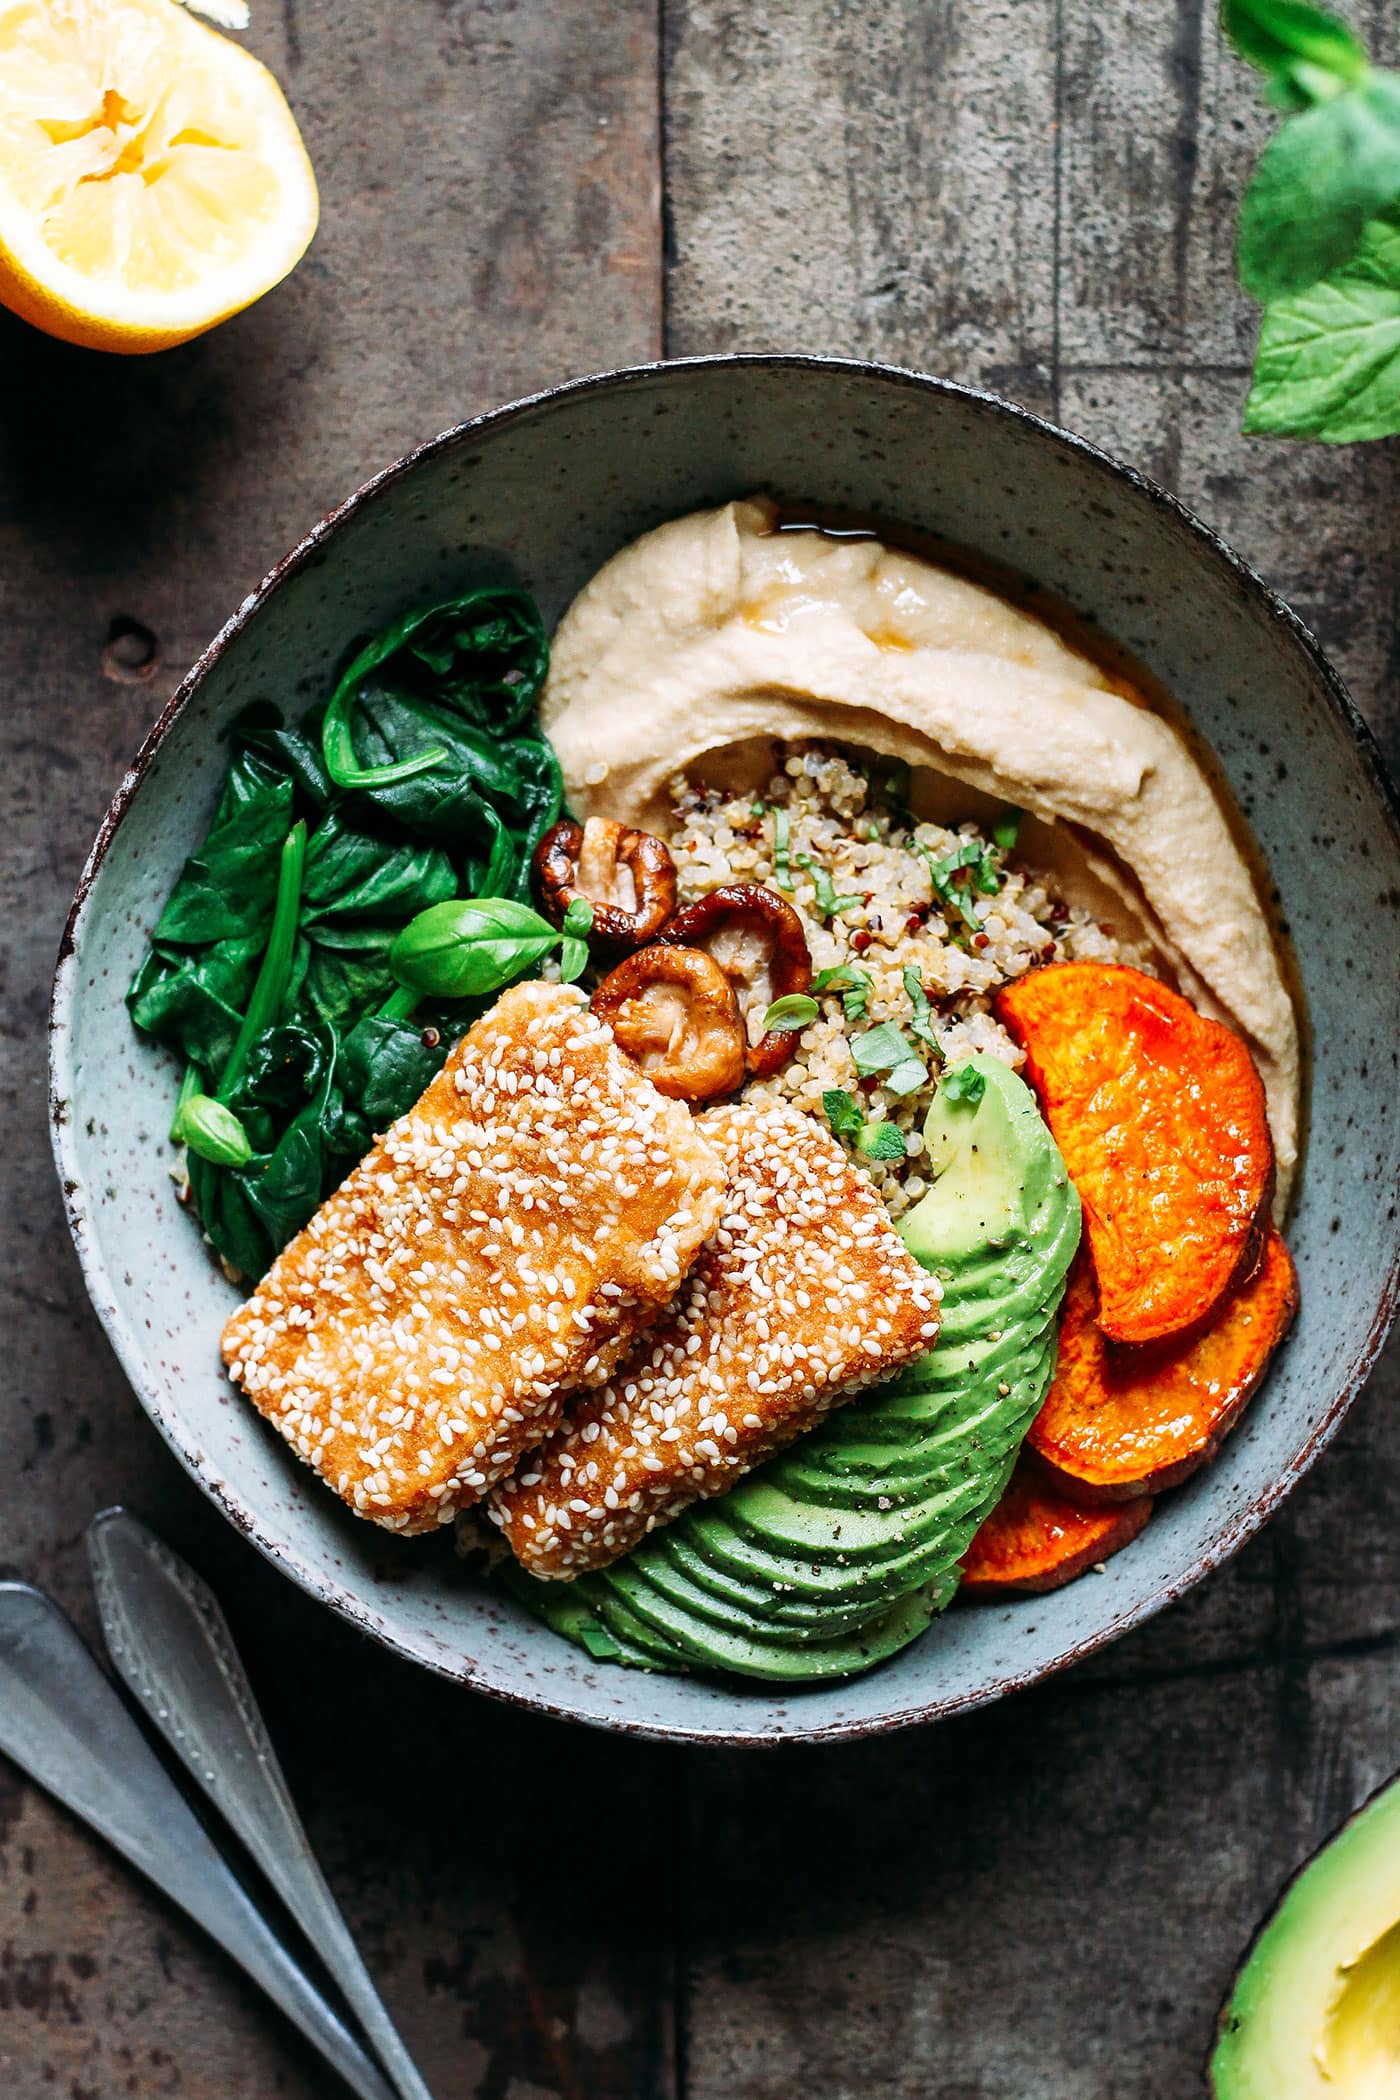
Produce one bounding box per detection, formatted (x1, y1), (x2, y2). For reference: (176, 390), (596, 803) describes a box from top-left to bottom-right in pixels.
(857, 1119), (908, 1161)
(992, 806), (1023, 853)
(1244, 213), (1400, 439)
(762, 993), (820, 1032)
(822, 1087), (864, 1139)
(561, 896), (594, 938)
(772, 806), (793, 891)
(942, 1063), (987, 1106)
(1223, 0), (1370, 104)
(1238, 82), (1400, 300)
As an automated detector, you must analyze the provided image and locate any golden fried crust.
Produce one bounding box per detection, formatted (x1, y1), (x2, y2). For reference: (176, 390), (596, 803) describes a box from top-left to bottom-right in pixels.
(221, 982), (727, 1533)
(490, 1097), (943, 1576)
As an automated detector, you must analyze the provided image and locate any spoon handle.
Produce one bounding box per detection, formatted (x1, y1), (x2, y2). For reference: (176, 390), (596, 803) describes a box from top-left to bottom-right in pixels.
(0, 1583), (396, 2100)
(87, 1509), (435, 2100)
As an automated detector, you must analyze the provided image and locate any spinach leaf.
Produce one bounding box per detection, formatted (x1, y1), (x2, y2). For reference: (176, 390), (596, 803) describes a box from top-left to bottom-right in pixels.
(322, 588), (549, 791)
(128, 930), (265, 1074)
(1239, 78), (1400, 299)
(153, 749), (294, 944)
(132, 581), (569, 1280)
(1244, 213), (1400, 440)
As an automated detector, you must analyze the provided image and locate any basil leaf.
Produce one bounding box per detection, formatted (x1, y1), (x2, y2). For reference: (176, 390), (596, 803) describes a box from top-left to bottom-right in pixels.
(1223, 0), (1370, 107)
(772, 807), (793, 891)
(857, 1120), (908, 1162)
(1239, 82), (1400, 300)
(172, 1092), (254, 1168)
(562, 896), (594, 938)
(558, 936), (590, 984)
(916, 839), (988, 931)
(1244, 213), (1400, 439)
(762, 993), (819, 1033)
(902, 966), (943, 1055)
(821, 1087), (864, 1139)
(796, 853), (864, 920)
(812, 962), (872, 1020)
(389, 897), (560, 999)
(992, 806), (1023, 853)
(942, 1064), (987, 1106)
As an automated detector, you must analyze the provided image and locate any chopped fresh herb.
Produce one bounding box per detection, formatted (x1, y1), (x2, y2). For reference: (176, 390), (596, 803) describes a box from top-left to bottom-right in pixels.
(821, 1087), (864, 1139)
(813, 961), (873, 1021)
(561, 897), (594, 937)
(772, 806), (793, 891)
(796, 852), (864, 920)
(992, 805), (1024, 853)
(763, 993), (819, 1033)
(823, 1087), (908, 1160)
(942, 1063), (987, 1106)
(901, 965), (943, 1057)
(915, 838), (999, 931)
(857, 1119), (909, 1162)
(851, 1022), (929, 1097)
(749, 797), (768, 819)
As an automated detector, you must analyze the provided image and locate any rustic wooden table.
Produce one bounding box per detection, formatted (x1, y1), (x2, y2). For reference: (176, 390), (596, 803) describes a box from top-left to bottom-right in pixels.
(1, 4), (1395, 2095)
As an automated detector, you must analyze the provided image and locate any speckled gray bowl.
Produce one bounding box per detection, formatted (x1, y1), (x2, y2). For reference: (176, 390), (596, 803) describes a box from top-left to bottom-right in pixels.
(51, 356), (1400, 1746)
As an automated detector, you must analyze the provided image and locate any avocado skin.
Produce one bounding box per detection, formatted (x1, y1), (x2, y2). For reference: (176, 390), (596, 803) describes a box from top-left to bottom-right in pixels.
(511, 1054), (1081, 1682)
(1210, 1771), (1400, 2098)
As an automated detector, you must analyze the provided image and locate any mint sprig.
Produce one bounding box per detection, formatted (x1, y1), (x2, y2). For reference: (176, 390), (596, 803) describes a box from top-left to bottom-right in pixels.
(1225, 0), (1400, 440)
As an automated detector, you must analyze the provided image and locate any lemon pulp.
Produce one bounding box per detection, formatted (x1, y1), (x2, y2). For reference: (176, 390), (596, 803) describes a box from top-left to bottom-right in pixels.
(0, 0), (317, 350)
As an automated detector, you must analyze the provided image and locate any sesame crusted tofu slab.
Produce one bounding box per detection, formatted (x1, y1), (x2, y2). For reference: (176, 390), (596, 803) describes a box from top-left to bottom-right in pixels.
(222, 981), (727, 1534)
(489, 1097), (942, 1576)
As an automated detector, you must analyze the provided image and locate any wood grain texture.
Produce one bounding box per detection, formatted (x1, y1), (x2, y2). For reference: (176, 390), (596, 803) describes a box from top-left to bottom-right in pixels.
(663, 0), (1398, 2094)
(0, 2), (664, 2096)
(1, 0), (1397, 2096)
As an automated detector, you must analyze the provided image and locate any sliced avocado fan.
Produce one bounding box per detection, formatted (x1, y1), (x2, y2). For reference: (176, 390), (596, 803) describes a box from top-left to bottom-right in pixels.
(509, 1054), (1081, 1681)
(1211, 1771), (1400, 2100)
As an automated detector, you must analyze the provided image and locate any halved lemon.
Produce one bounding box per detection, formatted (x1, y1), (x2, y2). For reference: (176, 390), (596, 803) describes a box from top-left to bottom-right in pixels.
(0, 0), (318, 353)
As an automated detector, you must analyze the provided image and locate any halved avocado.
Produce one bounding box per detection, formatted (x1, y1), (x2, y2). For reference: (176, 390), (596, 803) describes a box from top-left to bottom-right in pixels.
(1211, 1771), (1400, 2098)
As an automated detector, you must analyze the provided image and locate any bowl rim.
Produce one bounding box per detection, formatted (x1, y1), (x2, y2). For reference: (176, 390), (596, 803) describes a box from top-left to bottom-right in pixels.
(49, 351), (1400, 1747)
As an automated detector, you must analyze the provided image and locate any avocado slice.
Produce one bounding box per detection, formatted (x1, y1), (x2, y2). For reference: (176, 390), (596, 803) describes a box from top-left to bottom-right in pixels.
(1211, 1772), (1400, 2098)
(509, 1054), (1081, 1682)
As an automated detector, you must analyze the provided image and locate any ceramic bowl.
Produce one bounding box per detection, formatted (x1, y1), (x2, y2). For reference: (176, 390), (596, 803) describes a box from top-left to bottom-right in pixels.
(51, 356), (1400, 1746)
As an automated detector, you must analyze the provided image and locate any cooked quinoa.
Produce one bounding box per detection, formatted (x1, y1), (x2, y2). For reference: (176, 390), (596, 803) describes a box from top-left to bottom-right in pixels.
(666, 746), (1152, 1219)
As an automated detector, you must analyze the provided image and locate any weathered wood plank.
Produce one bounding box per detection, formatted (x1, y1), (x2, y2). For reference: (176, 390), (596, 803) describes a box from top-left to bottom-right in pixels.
(664, 0), (1061, 410)
(663, 0), (1399, 2093)
(0, 0), (663, 2094)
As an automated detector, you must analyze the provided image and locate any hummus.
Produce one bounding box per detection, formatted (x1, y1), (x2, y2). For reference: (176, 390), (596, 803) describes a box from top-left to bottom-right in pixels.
(540, 497), (1300, 1193)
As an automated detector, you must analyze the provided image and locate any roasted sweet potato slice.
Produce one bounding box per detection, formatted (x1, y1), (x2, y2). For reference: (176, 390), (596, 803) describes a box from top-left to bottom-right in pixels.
(996, 962), (1274, 1342)
(1029, 1231), (1298, 1503)
(959, 1460), (1152, 1596)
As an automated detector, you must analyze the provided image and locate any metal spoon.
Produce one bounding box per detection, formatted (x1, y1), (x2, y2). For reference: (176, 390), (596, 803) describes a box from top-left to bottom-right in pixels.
(87, 1508), (434, 2100)
(0, 1581), (396, 2100)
